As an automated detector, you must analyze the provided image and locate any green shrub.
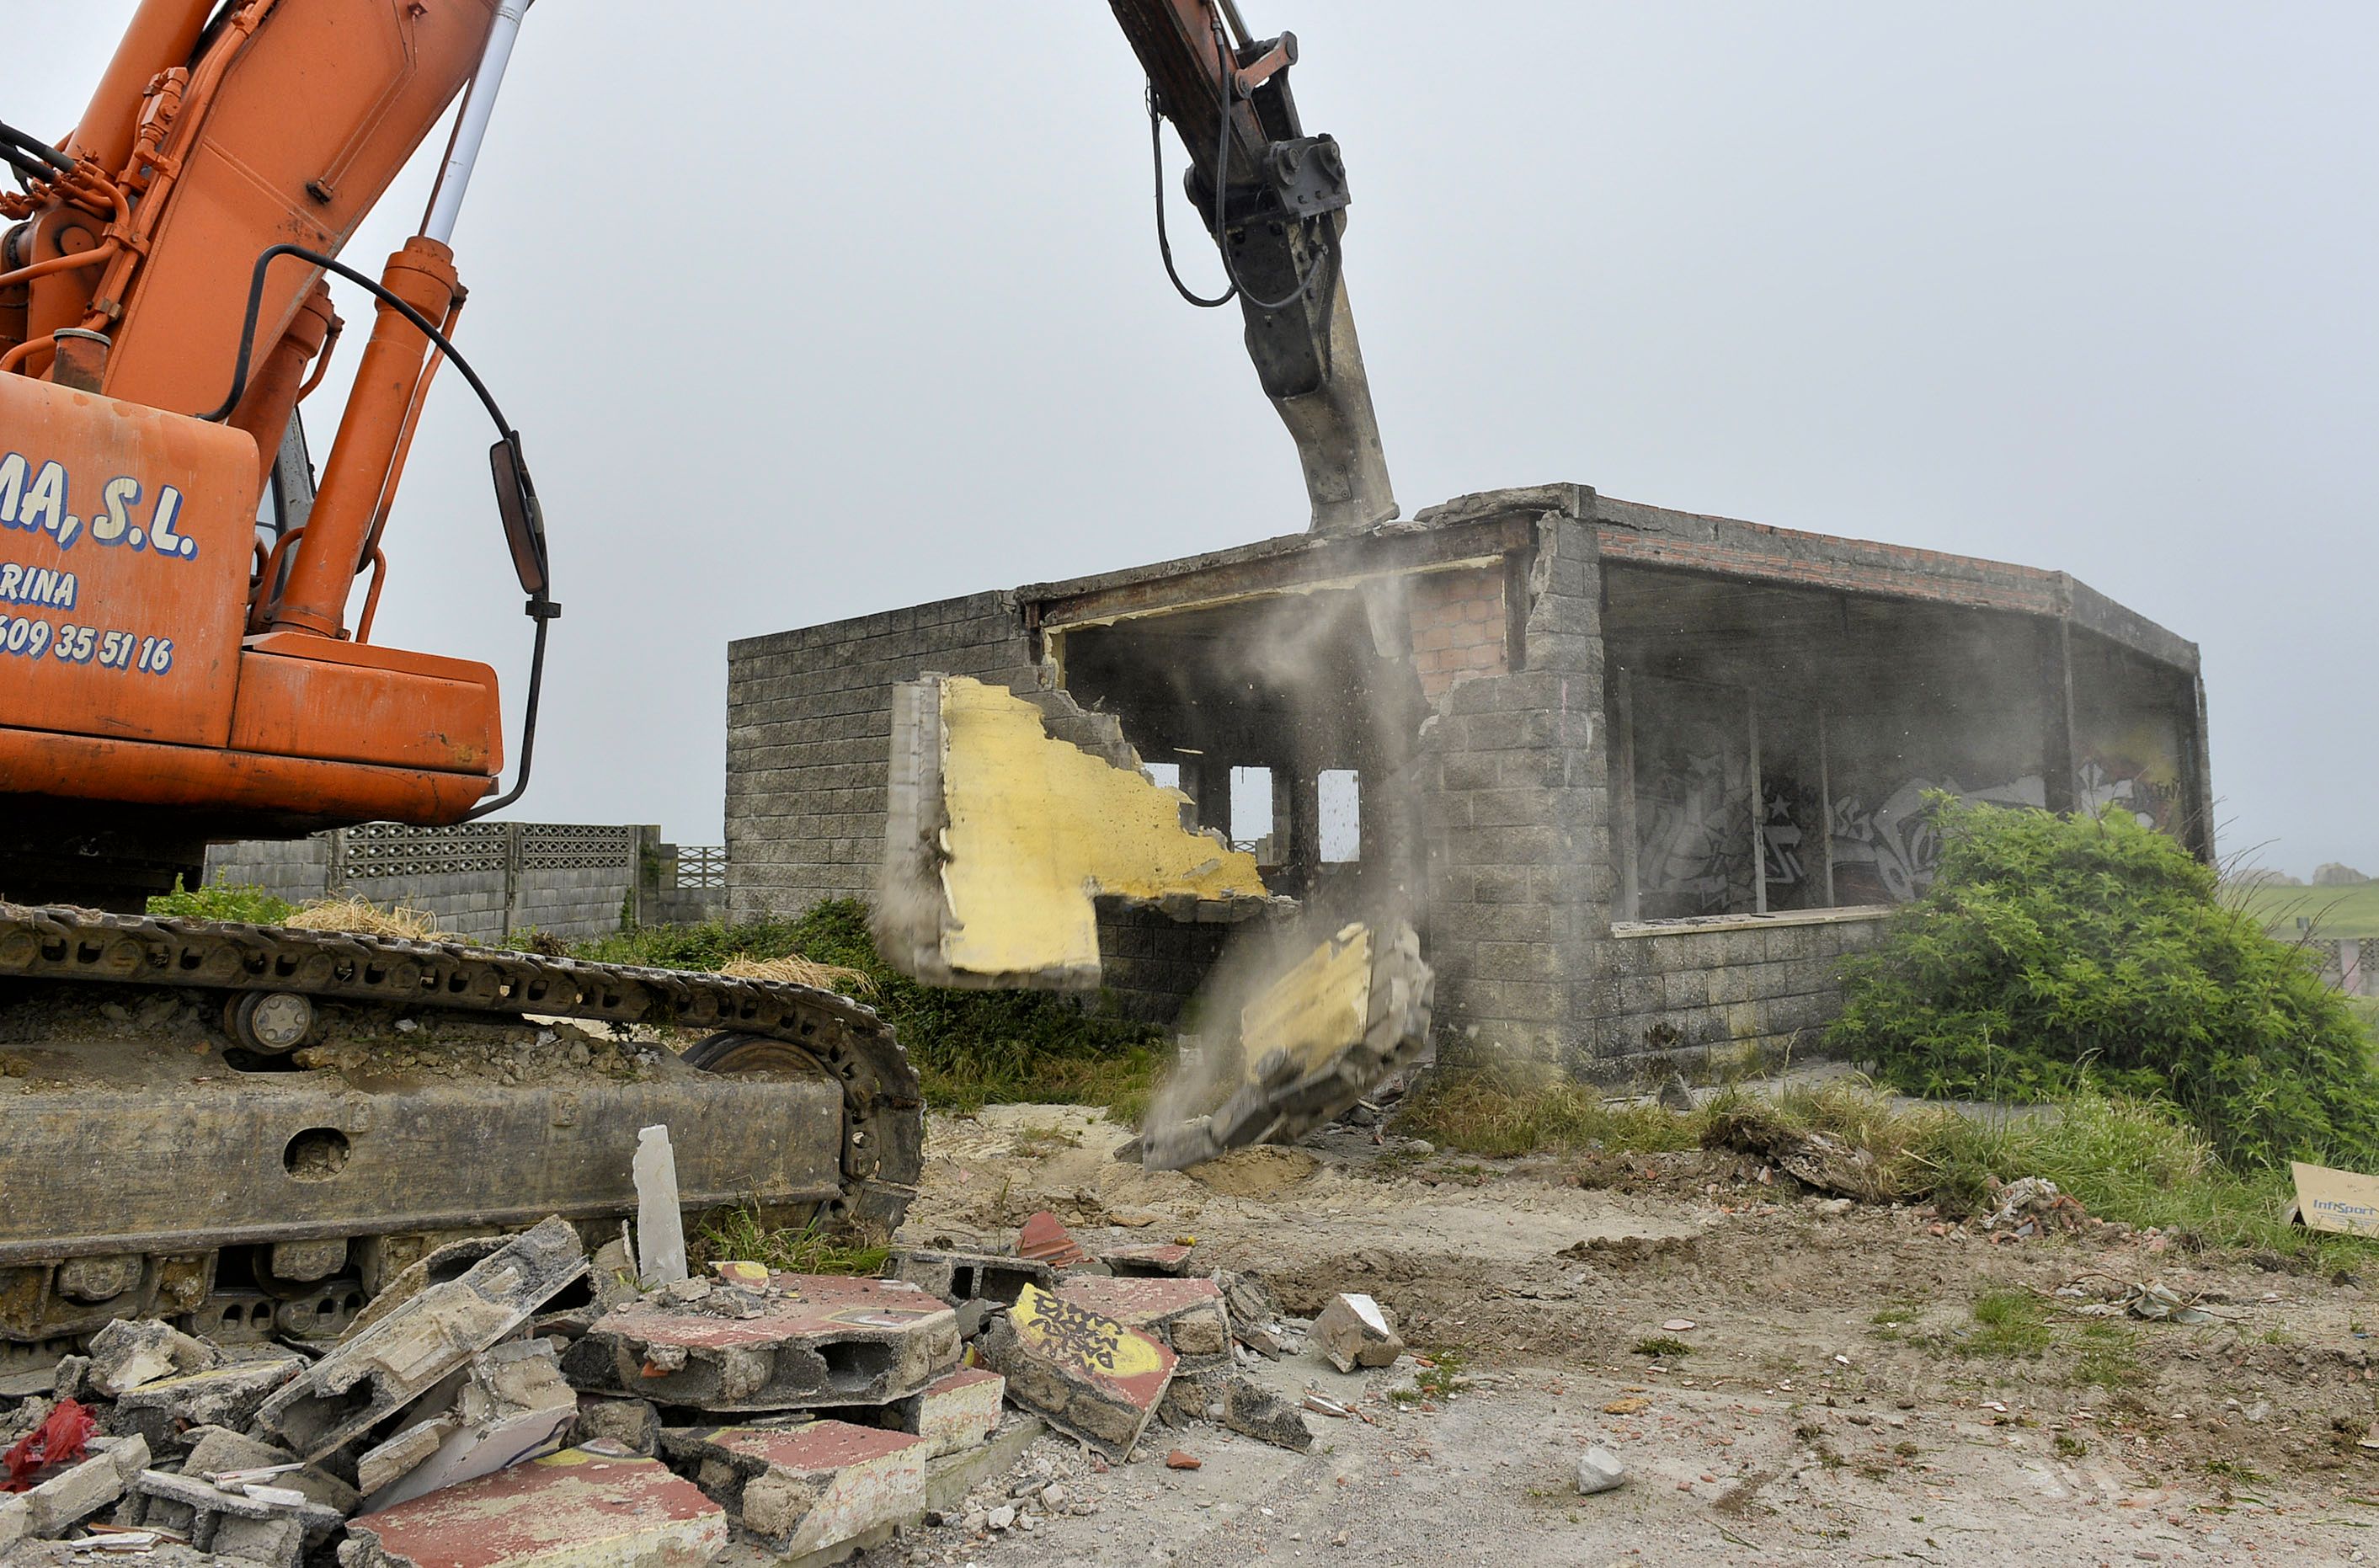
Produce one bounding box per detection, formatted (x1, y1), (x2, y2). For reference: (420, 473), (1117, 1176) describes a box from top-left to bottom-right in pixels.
(1828, 797), (2379, 1168)
(147, 875), (295, 925)
(573, 899), (1165, 1115)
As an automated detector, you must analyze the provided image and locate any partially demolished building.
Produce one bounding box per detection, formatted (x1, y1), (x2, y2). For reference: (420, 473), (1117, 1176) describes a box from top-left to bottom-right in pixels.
(727, 485), (2209, 1077)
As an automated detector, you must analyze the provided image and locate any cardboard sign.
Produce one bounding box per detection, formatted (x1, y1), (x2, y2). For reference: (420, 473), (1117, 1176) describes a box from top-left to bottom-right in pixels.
(2291, 1160), (2379, 1236)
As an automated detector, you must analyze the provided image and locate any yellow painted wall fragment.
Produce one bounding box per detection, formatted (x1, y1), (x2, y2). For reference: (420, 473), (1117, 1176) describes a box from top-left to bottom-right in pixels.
(935, 679), (1270, 981)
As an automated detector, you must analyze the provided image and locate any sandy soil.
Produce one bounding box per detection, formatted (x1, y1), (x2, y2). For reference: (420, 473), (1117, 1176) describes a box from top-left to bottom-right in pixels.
(881, 1103), (2379, 1567)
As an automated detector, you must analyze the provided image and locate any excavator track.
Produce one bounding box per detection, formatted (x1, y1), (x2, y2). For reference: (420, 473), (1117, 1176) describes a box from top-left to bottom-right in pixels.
(0, 902), (922, 1358)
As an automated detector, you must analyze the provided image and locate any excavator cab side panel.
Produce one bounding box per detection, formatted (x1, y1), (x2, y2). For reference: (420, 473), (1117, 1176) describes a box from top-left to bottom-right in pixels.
(0, 373), (258, 748)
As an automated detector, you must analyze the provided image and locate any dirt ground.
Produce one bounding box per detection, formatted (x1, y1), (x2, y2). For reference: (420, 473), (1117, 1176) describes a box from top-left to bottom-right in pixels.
(881, 1103), (2379, 1567)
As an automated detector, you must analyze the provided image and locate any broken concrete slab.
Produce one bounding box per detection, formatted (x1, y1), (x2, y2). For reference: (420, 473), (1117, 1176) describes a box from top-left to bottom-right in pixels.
(105, 1356), (305, 1453)
(561, 1272), (958, 1413)
(876, 675), (1282, 990)
(661, 1421), (928, 1559)
(1054, 1277), (1231, 1368)
(254, 1216), (586, 1462)
(339, 1448), (727, 1567)
(572, 1396), (659, 1458)
(1161, 1373), (1314, 1452)
(1141, 920), (1435, 1171)
(977, 1283), (1174, 1462)
(1099, 1243), (1196, 1277)
(361, 1341), (579, 1511)
(123, 1465), (344, 1565)
(900, 1368), (1004, 1459)
(184, 1426), (356, 1516)
(893, 1248), (1055, 1308)
(88, 1320), (221, 1399)
(9, 1433), (145, 1539)
(1313, 1292), (1403, 1373)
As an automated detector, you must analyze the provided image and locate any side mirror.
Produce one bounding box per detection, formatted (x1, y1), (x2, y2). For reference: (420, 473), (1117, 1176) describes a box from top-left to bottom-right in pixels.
(489, 433), (551, 600)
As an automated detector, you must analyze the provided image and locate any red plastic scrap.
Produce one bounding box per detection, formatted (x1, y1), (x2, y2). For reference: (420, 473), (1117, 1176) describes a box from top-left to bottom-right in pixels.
(3, 1398), (95, 1491)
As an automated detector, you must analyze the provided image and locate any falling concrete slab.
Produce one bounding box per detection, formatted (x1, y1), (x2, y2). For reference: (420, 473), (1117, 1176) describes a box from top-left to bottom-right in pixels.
(254, 1216), (586, 1462)
(978, 1283), (1174, 1462)
(877, 675), (1283, 989)
(660, 1421), (929, 1559)
(1141, 920), (1434, 1171)
(339, 1448), (728, 1567)
(1054, 1277), (1231, 1368)
(560, 1273), (957, 1413)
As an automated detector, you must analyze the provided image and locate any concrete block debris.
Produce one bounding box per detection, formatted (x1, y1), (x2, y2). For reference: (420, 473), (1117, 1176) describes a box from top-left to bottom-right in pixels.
(1575, 1446), (1627, 1495)
(899, 1368), (1005, 1459)
(5, 1434), (145, 1541)
(1016, 1211), (1090, 1270)
(876, 675), (1281, 990)
(894, 1247), (1058, 1308)
(572, 1395), (660, 1458)
(1313, 1293), (1404, 1373)
(1161, 1373), (1313, 1452)
(1099, 1242), (1196, 1277)
(123, 1458), (347, 1565)
(107, 1355), (305, 1453)
(632, 1125), (690, 1288)
(87, 1320), (221, 1399)
(660, 1421), (929, 1559)
(1054, 1277), (1231, 1368)
(254, 1216), (586, 1461)
(561, 1272), (959, 1412)
(978, 1283), (1175, 1462)
(358, 1341), (579, 1511)
(1141, 920), (1434, 1171)
(339, 1448), (728, 1567)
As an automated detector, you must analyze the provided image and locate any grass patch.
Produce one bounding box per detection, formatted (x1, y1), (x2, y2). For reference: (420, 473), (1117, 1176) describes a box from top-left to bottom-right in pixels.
(2072, 1324), (2147, 1389)
(575, 900), (1166, 1117)
(149, 875), (296, 925)
(1633, 1336), (1693, 1358)
(1966, 1290), (2053, 1358)
(2234, 879), (2379, 941)
(693, 1205), (890, 1277)
(1395, 1065), (1703, 1158)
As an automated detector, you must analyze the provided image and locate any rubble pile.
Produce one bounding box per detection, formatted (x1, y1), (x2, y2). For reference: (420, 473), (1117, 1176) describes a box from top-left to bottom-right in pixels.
(0, 1206), (1368, 1565)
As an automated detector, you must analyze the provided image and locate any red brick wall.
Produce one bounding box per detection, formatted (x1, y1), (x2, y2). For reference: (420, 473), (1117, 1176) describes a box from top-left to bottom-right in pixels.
(1409, 568), (1507, 700)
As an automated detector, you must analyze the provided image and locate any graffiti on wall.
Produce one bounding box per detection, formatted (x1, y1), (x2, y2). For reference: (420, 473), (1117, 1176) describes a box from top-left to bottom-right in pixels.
(1636, 739), (1756, 917)
(1830, 775), (2046, 904)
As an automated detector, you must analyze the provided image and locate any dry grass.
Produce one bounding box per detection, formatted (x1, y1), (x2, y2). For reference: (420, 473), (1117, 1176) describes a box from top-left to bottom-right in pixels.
(717, 952), (875, 993)
(285, 895), (460, 943)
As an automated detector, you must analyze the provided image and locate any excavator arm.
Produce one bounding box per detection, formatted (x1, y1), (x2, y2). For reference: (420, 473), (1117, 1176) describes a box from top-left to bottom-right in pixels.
(1108, 0), (1398, 533)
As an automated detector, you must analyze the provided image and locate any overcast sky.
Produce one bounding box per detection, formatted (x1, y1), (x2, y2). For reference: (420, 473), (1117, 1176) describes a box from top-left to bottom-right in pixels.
(18, 4), (2377, 875)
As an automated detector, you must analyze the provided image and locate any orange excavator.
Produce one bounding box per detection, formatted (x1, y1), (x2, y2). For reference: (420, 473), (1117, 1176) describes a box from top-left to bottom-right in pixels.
(0, 0), (1393, 1356)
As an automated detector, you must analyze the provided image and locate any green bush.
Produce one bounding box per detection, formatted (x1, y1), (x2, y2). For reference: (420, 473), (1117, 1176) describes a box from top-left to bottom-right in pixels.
(573, 899), (1165, 1116)
(147, 876), (295, 925)
(1828, 797), (2379, 1168)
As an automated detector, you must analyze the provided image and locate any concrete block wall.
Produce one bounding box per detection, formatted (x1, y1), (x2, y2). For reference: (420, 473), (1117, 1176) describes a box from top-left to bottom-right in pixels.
(1414, 494), (1613, 1066)
(1094, 905), (1232, 1024)
(200, 823), (664, 944)
(1584, 911), (1890, 1081)
(727, 592), (1039, 919)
